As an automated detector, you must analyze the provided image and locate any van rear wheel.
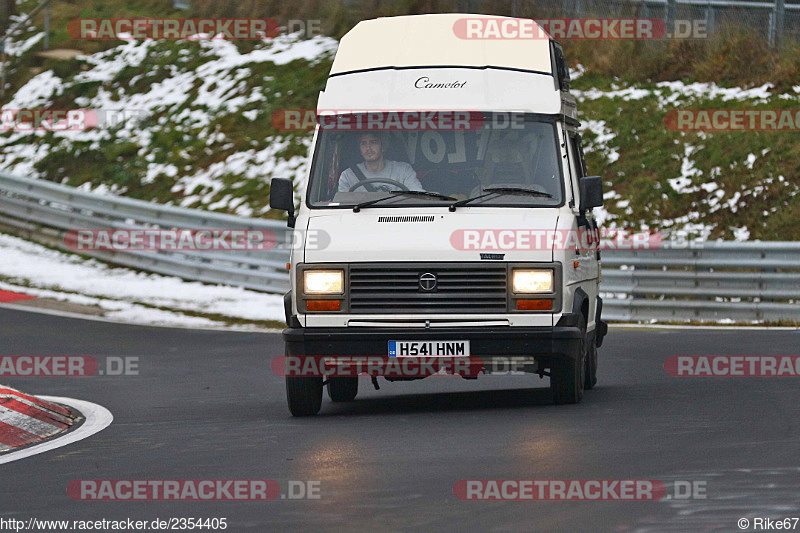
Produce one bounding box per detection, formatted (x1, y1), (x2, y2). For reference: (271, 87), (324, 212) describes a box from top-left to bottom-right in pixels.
(327, 377), (358, 402)
(551, 316), (586, 404)
(286, 376), (323, 416)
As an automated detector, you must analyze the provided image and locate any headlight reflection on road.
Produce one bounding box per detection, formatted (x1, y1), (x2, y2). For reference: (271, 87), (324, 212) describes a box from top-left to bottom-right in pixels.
(292, 438), (375, 497)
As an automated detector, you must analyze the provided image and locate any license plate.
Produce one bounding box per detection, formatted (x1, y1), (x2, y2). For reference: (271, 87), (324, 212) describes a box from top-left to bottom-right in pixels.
(388, 340), (470, 357)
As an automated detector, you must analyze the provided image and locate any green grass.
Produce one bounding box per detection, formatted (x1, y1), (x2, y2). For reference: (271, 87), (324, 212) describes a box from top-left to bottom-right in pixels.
(577, 83), (800, 239)
(4, 2), (800, 237)
(9, 34), (333, 215)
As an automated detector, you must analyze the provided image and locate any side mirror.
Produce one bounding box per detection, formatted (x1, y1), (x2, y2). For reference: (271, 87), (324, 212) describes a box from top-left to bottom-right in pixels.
(579, 175), (603, 212)
(269, 177), (296, 228)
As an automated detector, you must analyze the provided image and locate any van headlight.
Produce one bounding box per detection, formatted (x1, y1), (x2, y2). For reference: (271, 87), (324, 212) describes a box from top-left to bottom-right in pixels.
(303, 270), (344, 294)
(512, 270), (553, 293)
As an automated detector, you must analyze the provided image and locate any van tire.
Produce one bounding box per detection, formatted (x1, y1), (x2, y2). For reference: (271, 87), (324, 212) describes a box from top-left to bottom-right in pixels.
(327, 377), (358, 402)
(551, 315), (586, 404)
(286, 376), (323, 416)
(584, 340), (598, 390)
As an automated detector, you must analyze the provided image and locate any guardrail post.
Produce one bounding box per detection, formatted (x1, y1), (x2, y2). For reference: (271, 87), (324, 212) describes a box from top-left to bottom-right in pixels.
(43, 0), (50, 50)
(0, 39), (5, 98)
(705, 1), (715, 35)
(666, 0), (677, 31)
(774, 0), (785, 49)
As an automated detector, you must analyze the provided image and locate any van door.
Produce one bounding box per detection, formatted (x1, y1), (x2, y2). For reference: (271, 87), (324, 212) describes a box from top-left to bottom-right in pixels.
(566, 131), (600, 327)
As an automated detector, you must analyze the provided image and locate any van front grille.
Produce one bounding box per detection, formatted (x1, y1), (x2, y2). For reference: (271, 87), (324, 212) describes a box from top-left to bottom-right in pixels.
(349, 263), (507, 313)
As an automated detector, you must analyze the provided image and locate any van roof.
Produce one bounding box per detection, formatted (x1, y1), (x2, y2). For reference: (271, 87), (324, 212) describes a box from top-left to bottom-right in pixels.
(330, 14), (553, 76)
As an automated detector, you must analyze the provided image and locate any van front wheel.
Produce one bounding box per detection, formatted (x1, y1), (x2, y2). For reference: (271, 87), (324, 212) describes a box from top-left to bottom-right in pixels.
(286, 376), (323, 416)
(551, 317), (586, 405)
(584, 340), (598, 390)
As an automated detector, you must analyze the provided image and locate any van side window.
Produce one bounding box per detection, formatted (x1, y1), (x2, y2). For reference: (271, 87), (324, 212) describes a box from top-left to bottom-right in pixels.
(565, 132), (582, 206)
(575, 135), (589, 177)
(568, 134), (585, 180)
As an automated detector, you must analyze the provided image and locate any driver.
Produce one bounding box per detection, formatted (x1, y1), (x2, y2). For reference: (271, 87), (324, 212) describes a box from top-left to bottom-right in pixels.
(338, 132), (424, 192)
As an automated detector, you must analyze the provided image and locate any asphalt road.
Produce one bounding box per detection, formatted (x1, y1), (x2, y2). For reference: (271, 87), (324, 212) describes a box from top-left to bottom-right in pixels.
(1, 307), (799, 532)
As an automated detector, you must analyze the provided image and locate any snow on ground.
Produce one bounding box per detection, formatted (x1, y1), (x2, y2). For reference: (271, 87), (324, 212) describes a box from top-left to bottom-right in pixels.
(573, 80), (784, 109)
(0, 232), (285, 328)
(654, 81), (774, 107)
(581, 119), (619, 163)
(572, 76), (797, 239)
(4, 31), (44, 56)
(3, 70), (64, 109)
(72, 32), (337, 119)
(569, 63), (586, 81)
(172, 136), (311, 216)
(2, 15), (44, 57)
(668, 144), (703, 193)
(573, 86), (651, 102)
(0, 32), (338, 212)
(730, 226), (751, 240)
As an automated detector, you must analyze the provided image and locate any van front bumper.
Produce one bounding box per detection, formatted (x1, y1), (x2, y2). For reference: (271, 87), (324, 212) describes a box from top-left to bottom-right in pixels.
(283, 317), (584, 363)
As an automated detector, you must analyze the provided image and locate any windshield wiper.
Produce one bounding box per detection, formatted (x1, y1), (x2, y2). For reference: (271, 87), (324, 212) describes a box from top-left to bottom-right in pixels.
(449, 186), (553, 212)
(353, 190), (456, 212)
(483, 186), (553, 198)
(449, 190), (498, 211)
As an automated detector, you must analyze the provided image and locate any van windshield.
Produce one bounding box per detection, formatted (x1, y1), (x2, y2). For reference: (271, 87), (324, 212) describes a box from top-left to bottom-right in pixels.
(306, 114), (564, 209)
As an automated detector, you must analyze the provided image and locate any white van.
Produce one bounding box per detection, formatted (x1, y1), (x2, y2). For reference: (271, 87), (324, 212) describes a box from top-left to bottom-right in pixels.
(270, 14), (608, 416)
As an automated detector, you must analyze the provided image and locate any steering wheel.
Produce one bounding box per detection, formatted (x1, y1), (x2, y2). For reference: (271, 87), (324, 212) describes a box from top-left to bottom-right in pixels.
(348, 178), (409, 192)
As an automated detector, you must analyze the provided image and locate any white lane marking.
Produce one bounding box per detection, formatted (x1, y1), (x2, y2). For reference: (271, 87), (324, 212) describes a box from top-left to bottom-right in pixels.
(0, 405), (61, 438)
(609, 323), (800, 331)
(0, 396), (113, 465)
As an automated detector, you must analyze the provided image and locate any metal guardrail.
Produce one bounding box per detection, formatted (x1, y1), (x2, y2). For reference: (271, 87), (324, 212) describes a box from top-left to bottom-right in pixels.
(520, 0), (800, 48)
(0, 172), (292, 292)
(1, 173), (798, 322)
(600, 242), (800, 322)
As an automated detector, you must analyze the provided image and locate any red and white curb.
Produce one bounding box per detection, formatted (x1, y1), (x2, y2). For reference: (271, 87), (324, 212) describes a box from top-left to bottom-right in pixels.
(0, 386), (73, 451)
(0, 386), (112, 464)
(0, 289), (37, 304)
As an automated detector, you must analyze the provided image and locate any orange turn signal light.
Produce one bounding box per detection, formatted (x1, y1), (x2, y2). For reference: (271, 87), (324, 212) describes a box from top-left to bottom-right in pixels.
(306, 300), (341, 311)
(516, 299), (552, 311)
